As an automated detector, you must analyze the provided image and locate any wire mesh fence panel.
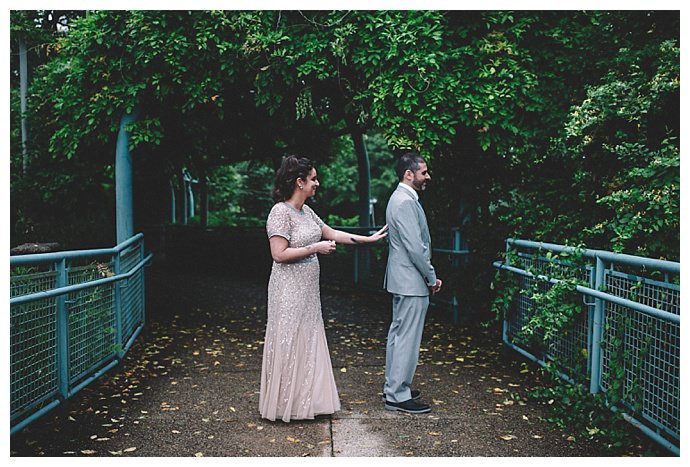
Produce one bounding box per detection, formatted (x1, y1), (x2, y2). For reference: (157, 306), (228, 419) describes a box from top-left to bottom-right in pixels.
(600, 270), (680, 440)
(67, 282), (117, 382)
(507, 254), (592, 379)
(10, 298), (59, 419)
(9, 234), (150, 435)
(10, 269), (57, 298)
(119, 244), (145, 344)
(495, 239), (680, 453)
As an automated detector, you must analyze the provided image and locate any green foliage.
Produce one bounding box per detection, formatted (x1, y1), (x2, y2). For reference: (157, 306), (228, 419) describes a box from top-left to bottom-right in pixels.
(316, 131), (397, 225)
(494, 31), (679, 261)
(528, 364), (638, 450)
(490, 245), (659, 449)
(200, 160), (274, 227)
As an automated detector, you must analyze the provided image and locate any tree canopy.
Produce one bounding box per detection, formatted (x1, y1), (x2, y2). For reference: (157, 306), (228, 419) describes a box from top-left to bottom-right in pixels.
(10, 10), (679, 266)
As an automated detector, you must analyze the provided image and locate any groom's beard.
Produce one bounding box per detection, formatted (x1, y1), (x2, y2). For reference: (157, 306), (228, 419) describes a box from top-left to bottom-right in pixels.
(412, 178), (428, 191)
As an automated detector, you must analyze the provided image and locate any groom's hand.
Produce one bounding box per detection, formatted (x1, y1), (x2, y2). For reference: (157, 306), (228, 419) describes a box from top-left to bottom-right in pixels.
(430, 279), (443, 295)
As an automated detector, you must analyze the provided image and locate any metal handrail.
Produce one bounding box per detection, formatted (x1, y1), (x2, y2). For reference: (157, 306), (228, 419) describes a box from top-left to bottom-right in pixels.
(10, 233), (145, 265)
(507, 238), (680, 274)
(493, 261), (680, 324)
(11, 253), (152, 305)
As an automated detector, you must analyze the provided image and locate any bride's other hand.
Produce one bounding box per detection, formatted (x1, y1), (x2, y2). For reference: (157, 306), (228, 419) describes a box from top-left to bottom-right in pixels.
(313, 240), (337, 255)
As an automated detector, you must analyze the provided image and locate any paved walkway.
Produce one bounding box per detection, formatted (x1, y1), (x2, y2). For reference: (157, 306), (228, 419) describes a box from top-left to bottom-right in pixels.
(10, 266), (662, 457)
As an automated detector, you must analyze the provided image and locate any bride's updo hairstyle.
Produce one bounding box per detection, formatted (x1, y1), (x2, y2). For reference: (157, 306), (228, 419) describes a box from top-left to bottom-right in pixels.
(272, 155), (314, 202)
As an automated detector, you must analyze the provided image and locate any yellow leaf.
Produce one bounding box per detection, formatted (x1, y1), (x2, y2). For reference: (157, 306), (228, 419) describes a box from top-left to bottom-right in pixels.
(81, 450), (97, 455)
(428, 432), (441, 436)
(340, 367), (347, 373)
(500, 434), (517, 441)
(287, 437), (301, 443)
(195, 452), (204, 457)
(123, 447), (137, 452)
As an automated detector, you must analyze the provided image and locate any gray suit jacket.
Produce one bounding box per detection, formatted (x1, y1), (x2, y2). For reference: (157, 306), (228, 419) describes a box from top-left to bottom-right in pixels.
(383, 185), (437, 296)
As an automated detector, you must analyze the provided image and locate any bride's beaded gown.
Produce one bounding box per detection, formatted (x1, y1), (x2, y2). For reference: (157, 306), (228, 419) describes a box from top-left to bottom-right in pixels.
(259, 202), (341, 422)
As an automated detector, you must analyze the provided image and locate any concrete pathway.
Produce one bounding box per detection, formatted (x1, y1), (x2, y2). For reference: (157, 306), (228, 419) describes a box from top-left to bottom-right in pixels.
(10, 266), (663, 457)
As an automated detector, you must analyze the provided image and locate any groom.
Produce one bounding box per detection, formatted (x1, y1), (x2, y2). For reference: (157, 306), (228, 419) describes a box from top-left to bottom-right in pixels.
(382, 152), (442, 414)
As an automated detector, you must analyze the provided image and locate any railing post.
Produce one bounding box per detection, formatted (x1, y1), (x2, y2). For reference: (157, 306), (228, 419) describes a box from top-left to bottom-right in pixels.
(55, 258), (70, 399)
(451, 228), (461, 324)
(353, 247), (359, 285)
(113, 252), (124, 358)
(139, 237), (147, 328)
(502, 239), (512, 344)
(589, 256), (605, 394)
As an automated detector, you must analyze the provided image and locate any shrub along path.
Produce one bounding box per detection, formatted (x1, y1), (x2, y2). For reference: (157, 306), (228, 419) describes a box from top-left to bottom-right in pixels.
(10, 264), (665, 457)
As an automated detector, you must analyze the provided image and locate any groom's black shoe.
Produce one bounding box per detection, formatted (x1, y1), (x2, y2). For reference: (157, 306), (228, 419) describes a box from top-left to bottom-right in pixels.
(384, 399), (431, 414)
(380, 390), (421, 401)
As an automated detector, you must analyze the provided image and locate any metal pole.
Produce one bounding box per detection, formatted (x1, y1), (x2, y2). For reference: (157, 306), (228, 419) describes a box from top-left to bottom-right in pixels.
(139, 237), (147, 329)
(55, 258), (69, 399)
(19, 35), (29, 176)
(169, 179), (176, 224)
(113, 252), (124, 359)
(589, 257), (606, 394)
(451, 228), (461, 324)
(352, 131), (371, 283)
(502, 239), (511, 344)
(182, 173), (188, 225)
(116, 112), (137, 243)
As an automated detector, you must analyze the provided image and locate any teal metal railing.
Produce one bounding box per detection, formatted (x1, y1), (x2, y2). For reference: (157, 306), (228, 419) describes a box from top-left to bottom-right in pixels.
(10, 233), (152, 435)
(493, 238), (680, 455)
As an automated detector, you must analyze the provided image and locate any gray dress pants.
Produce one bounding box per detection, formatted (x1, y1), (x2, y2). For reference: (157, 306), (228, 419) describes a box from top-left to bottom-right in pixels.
(383, 294), (429, 403)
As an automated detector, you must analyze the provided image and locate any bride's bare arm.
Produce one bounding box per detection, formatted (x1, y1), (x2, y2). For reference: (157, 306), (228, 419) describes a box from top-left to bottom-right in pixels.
(269, 236), (336, 263)
(321, 224), (388, 245)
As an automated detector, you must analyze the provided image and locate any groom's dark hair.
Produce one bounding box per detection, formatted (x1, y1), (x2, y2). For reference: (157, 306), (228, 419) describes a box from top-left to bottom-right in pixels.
(396, 152), (426, 181)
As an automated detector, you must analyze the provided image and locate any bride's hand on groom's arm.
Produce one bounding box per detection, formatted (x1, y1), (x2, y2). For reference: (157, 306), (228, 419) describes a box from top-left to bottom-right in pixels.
(368, 224), (388, 243)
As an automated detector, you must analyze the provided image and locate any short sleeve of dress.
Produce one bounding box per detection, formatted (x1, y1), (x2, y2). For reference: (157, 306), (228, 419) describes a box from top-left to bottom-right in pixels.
(304, 204), (325, 229)
(266, 203), (292, 241)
